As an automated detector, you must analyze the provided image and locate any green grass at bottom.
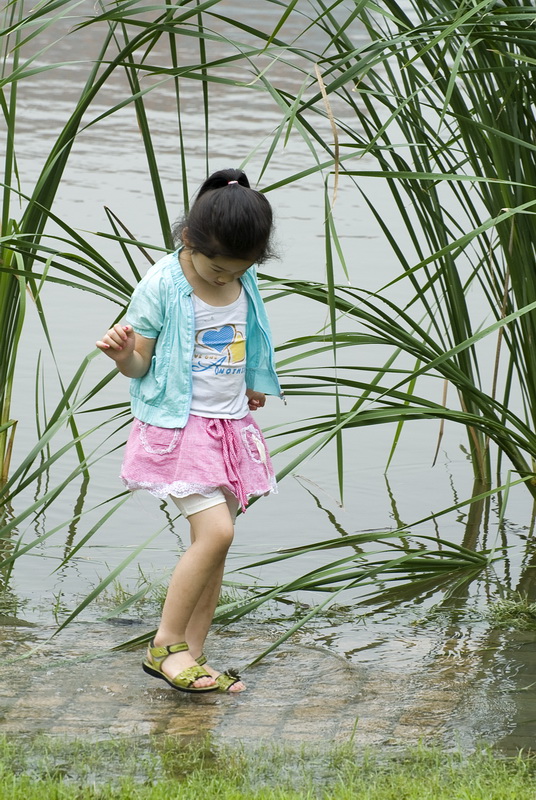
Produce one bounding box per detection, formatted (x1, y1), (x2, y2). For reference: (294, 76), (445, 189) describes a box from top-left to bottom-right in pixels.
(0, 734), (535, 799)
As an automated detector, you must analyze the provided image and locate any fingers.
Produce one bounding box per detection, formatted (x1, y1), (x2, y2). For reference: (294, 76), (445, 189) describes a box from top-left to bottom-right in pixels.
(247, 392), (266, 411)
(96, 324), (132, 353)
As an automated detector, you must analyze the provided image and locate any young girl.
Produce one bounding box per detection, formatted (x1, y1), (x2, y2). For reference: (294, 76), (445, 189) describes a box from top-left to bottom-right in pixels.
(96, 168), (283, 694)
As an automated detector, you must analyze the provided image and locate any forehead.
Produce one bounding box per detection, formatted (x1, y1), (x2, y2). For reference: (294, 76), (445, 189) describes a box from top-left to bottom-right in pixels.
(207, 254), (254, 272)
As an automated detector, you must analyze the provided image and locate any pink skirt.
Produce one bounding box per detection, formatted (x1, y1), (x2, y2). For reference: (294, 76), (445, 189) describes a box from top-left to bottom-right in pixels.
(121, 414), (277, 512)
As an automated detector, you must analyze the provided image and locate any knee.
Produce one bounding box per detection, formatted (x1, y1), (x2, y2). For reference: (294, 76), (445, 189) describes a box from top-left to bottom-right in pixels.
(191, 516), (235, 555)
(211, 520), (235, 552)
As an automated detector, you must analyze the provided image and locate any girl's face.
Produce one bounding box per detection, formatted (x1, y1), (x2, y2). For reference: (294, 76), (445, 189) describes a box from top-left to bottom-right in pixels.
(188, 250), (254, 288)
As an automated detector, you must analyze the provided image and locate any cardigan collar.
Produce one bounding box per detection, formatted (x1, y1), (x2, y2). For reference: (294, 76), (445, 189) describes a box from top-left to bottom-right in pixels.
(170, 247), (194, 295)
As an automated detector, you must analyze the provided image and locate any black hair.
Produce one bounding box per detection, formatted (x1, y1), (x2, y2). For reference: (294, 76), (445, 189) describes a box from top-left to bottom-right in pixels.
(173, 168), (275, 264)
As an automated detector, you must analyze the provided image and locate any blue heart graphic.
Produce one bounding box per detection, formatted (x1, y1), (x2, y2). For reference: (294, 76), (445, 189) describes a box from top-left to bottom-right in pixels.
(201, 325), (234, 352)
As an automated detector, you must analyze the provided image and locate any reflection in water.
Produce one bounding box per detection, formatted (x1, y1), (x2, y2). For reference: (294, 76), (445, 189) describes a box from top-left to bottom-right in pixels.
(517, 542), (536, 600)
(384, 474), (407, 530)
(293, 474), (354, 542)
(461, 479), (490, 551)
(454, 627), (536, 754)
(63, 476), (90, 561)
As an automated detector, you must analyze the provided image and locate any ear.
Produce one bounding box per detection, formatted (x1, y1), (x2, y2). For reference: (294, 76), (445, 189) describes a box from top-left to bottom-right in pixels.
(182, 227), (192, 248)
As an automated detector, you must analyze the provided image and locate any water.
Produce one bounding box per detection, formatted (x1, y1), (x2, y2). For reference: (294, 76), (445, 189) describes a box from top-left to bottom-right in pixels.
(2, 0), (536, 752)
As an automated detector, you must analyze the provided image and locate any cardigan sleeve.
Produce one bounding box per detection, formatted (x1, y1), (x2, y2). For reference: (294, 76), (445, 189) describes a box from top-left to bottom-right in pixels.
(125, 270), (165, 339)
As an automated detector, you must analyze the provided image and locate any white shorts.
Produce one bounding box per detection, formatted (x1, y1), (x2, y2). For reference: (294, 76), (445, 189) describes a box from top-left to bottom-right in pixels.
(170, 489), (239, 521)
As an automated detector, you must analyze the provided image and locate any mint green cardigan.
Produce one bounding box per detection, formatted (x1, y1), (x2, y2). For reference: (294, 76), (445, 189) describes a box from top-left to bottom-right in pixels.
(126, 250), (283, 428)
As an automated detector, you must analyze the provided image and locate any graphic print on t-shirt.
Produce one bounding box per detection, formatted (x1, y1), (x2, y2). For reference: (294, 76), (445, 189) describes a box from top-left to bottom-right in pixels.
(190, 290), (249, 418)
(193, 324), (246, 374)
(197, 324), (245, 365)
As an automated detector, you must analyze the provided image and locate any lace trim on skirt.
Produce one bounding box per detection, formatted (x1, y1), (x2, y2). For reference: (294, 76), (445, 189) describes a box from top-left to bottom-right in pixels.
(121, 477), (277, 501)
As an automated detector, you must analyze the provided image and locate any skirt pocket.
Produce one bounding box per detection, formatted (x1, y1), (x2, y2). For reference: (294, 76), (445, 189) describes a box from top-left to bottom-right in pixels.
(138, 421), (182, 455)
(241, 424), (268, 466)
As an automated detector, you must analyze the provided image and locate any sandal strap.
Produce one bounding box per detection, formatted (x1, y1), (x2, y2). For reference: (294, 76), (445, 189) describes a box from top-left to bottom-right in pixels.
(193, 655), (243, 691)
(147, 640), (188, 667)
(215, 669), (241, 692)
(169, 664), (213, 689)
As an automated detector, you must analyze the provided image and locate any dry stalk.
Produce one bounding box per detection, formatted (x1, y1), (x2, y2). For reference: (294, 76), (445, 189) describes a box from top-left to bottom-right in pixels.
(432, 379), (449, 467)
(314, 63), (339, 208)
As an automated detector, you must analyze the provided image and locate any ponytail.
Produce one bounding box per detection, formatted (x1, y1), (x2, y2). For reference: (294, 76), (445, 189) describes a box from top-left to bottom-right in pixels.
(174, 169), (275, 264)
(197, 168), (251, 195)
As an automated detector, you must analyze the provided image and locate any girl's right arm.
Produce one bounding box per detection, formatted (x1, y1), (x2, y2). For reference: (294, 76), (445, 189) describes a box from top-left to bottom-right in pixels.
(96, 324), (156, 378)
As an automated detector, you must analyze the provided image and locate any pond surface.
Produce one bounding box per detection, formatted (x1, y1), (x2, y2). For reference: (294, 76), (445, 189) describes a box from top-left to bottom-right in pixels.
(2, 0), (536, 754)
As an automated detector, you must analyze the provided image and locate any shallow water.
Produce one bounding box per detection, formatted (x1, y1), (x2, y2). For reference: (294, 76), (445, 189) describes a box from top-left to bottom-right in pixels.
(1, 594), (535, 754)
(2, 0), (536, 753)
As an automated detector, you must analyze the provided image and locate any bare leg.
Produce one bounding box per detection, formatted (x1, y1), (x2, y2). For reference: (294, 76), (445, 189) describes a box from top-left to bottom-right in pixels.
(169, 494), (246, 692)
(153, 503), (235, 689)
(185, 491), (238, 654)
(185, 533), (246, 692)
(185, 556), (226, 656)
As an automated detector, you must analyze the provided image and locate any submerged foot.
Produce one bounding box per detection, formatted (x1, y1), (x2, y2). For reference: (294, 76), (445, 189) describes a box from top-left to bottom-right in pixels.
(196, 657), (246, 693)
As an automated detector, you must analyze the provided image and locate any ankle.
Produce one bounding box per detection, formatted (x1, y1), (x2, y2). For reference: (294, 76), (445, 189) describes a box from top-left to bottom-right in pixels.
(153, 632), (186, 648)
(185, 641), (205, 660)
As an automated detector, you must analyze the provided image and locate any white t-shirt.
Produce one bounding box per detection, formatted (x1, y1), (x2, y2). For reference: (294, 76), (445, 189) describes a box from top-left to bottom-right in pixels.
(189, 290), (249, 419)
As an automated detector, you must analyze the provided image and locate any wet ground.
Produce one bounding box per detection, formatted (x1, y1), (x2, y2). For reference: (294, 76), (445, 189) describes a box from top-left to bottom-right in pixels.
(1, 616), (531, 752)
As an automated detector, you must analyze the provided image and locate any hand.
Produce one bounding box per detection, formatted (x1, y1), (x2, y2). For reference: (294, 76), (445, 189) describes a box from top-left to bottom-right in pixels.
(96, 324), (136, 362)
(246, 389), (266, 411)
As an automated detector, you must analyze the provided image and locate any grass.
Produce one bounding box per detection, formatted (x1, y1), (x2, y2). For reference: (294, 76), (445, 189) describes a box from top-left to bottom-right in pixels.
(0, 735), (536, 799)
(93, 570), (262, 623)
(93, 567), (169, 620)
(487, 592), (536, 631)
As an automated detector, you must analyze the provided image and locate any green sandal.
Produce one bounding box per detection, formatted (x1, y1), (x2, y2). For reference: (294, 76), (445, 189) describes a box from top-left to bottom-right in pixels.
(143, 641), (218, 693)
(196, 653), (244, 692)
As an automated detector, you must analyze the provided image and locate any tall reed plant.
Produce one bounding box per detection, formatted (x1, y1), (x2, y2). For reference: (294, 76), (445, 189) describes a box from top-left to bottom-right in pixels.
(2, 0), (536, 637)
(254, 0), (536, 498)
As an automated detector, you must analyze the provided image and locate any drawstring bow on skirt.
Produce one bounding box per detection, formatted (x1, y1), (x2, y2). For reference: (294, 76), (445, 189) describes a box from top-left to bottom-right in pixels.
(206, 418), (248, 512)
